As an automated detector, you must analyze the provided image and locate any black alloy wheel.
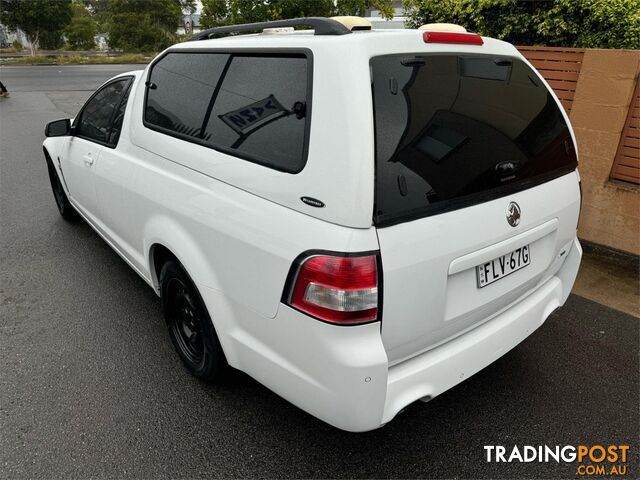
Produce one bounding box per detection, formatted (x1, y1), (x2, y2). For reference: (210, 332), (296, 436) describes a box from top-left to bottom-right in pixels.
(160, 260), (227, 381)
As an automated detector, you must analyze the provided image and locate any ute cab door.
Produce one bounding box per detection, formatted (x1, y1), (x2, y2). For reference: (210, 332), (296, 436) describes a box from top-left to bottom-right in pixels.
(92, 76), (145, 270)
(62, 78), (132, 223)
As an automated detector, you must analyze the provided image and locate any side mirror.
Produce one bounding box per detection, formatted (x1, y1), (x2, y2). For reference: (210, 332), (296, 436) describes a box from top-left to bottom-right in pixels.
(45, 118), (72, 137)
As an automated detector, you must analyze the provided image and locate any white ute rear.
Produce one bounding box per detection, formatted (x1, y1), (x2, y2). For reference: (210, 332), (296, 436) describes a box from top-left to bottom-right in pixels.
(42, 18), (582, 432)
(357, 25), (580, 428)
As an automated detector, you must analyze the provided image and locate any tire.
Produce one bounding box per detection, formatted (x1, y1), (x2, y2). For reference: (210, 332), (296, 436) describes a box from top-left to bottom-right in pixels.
(160, 260), (227, 381)
(46, 156), (79, 221)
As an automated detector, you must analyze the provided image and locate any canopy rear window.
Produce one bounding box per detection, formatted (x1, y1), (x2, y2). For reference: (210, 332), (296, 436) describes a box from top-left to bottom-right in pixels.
(371, 54), (577, 227)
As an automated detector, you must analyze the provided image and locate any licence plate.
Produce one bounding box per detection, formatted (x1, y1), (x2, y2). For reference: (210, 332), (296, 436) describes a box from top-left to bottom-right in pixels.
(476, 245), (531, 288)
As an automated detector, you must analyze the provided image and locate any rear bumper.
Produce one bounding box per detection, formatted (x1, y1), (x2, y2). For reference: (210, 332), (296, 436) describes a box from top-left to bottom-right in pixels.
(382, 236), (582, 425)
(202, 238), (582, 432)
(384, 278), (561, 421)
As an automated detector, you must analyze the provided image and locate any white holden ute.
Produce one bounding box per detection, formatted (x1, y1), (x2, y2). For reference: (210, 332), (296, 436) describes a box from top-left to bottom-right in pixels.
(42, 17), (582, 432)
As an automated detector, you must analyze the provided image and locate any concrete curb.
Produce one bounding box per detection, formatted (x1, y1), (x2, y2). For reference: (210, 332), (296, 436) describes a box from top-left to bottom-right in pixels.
(580, 239), (640, 271)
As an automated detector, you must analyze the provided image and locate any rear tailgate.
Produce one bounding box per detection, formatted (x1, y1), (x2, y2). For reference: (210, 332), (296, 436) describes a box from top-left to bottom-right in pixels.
(377, 173), (579, 363)
(371, 52), (580, 364)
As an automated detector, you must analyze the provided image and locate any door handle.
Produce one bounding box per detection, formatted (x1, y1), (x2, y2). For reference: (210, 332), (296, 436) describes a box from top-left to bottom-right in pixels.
(83, 154), (94, 166)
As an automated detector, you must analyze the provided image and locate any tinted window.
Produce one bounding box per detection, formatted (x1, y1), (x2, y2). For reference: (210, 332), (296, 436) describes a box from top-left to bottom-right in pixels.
(145, 53), (230, 139)
(203, 55), (309, 172)
(145, 52), (310, 173)
(108, 83), (132, 146)
(76, 79), (130, 144)
(371, 54), (577, 226)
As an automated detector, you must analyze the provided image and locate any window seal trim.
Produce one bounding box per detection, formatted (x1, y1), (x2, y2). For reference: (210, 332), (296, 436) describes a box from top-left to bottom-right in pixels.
(73, 76), (134, 149)
(104, 79), (134, 147)
(142, 47), (314, 174)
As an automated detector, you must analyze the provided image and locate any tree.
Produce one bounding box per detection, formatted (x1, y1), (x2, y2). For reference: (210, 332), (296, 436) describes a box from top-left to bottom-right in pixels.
(83, 0), (110, 31)
(200, 0), (229, 28)
(269, 0), (335, 20)
(200, 0), (394, 29)
(65, 1), (97, 50)
(403, 0), (546, 45)
(105, 0), (183, 52)
(83, 0), (193, 31)
(335, 0), (395, 19)
(538, 0), (640, 49)
(39, 29), (66, 50)
(201, 0), (332, 28)
(1, 0), (73, 55)
(38, 30), (64, 50)
(403, 0), (640, 49)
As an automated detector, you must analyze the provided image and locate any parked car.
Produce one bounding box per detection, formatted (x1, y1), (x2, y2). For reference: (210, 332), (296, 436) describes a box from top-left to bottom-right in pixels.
(42, 17), (582, 432)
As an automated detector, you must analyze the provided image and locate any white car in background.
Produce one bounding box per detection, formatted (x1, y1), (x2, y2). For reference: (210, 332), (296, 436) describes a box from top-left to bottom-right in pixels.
(42, 17), (582, 432)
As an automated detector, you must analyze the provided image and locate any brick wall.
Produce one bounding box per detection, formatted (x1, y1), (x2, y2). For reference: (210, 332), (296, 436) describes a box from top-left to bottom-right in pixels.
(567, 49), (639, 255)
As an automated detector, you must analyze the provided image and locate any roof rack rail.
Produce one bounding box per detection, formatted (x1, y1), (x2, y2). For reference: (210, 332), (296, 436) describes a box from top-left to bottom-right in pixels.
(189, 17), (351, 41)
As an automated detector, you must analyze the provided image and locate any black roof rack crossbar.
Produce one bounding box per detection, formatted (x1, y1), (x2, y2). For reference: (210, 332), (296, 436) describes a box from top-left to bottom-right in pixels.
(189, 17), (351, 41)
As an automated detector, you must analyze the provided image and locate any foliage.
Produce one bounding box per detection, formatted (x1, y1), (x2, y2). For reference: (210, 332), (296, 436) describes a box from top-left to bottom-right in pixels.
(82, 0), (194, 30)
(269, 0), (335, 19)
(201, 0), (330, 27)
(105, 0), (183, 52)
(12, 39), (23, 51)
(199, 0), (228, 28)
(180, 0), (198, 14)
(200, 0), (394, 29)
(403, 0), (640, 49)
(65, 1), (98, 50)
(335, 0), (395, 19)
(0, 53), (152, 66)
(38, 29), (66, 50)
(538, 0), (640, 49)
(0, 0), (73, 55)
(82, 0), (110, 30)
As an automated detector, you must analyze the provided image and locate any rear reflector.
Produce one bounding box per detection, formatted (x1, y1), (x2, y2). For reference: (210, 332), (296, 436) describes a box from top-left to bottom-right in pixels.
(286, 254), (379, 325)
(423, 31), (483, 45)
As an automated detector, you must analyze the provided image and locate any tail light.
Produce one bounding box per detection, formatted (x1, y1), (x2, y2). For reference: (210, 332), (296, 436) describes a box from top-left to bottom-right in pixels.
(423, 31), (484, 45)
(284, 252), (380, 325)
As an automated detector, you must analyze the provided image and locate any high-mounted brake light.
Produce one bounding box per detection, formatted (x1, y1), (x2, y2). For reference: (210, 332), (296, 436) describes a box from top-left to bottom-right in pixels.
(423, 31), (484, 45)
(285, 254), (379, 325)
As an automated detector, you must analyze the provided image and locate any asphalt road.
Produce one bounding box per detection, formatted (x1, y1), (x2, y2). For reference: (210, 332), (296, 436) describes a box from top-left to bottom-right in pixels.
(1, 65), (638, 479)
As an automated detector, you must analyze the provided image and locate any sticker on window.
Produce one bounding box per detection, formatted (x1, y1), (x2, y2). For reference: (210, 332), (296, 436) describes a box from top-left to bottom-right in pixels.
(219, 95), (289, 136)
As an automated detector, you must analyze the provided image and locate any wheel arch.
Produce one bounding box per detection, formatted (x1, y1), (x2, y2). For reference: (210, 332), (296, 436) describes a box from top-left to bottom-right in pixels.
(148, 243), (179, 293)
(42, 136), (64, 166)
(43, 143), (65, 188)
(144, 215), (220, 295)
(145, 222), (236, 366)
(43, 145), (59, 171)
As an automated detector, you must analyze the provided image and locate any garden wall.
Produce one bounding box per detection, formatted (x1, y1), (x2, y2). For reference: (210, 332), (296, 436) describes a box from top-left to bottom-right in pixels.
(518, 47), (640, 255)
